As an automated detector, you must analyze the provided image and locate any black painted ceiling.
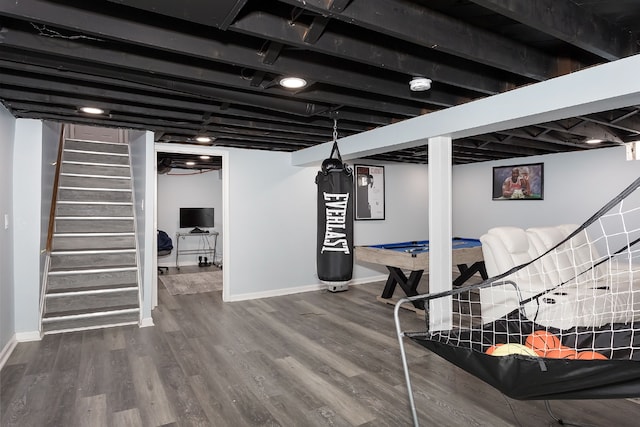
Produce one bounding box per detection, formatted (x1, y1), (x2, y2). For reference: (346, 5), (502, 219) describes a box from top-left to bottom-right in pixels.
(1, 0), (640, 169)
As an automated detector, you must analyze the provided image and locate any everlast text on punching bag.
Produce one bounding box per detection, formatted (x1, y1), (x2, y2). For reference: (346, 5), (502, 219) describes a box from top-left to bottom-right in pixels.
(315, 142), (354, 292)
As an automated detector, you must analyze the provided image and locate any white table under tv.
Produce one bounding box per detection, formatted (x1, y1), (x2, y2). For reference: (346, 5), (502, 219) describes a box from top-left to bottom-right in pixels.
(175, 231), (219, 269)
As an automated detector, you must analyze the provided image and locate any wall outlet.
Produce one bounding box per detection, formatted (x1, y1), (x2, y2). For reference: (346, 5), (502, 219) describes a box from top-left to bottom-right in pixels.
(4, 214), (8, 230)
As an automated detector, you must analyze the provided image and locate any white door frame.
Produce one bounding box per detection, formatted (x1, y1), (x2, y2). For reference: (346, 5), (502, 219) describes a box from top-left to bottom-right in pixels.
(152, 143), (230, 307)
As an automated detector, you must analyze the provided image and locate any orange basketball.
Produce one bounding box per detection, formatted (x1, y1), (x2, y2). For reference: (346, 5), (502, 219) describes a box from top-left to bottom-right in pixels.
(544, 346), (578, 359)
(525, 330), (562, 354)
(576, 351), (608, 360)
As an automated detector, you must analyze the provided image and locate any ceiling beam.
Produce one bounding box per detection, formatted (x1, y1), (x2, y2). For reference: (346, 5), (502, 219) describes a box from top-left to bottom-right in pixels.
(104, 0), (249, 31)
(278, 0), (563, 80)
(292, 53), (640, 165)
(0, 50), (423, 122)
(0, 85), (371, 133)
(0, 1), (464, 107)
(538, 120), (625, 144)
(0, 64), (330, 118)
(469, 0), (638, 61)
(455, 139), (550, 157)
(303, 15), (330, 44)
(579, 109), (640, 139)
(229, 9), (514, 94)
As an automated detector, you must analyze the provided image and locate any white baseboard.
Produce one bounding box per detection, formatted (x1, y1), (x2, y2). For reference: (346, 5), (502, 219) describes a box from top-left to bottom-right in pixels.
(224, 275), (388, 302)
(0, 335), (18, 371)
(349, 275), (388, 285)
(139, 317), (154, 328)
(16, 331), (42, 342)
(226, 283), (324, 302)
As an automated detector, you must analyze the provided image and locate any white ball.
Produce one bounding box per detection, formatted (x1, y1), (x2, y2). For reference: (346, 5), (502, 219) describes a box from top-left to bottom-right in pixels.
(490, 343), (538, 357)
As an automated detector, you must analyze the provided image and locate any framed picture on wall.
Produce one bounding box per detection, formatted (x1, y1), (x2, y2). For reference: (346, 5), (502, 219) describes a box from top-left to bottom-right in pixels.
(492, 162), (544, 200)
(355, 165), (385, 220)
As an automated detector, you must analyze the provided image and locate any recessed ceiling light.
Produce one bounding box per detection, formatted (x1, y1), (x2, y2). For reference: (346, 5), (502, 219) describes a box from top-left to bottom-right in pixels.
(199, 155), (211, 160)
(196, 136), (211, 143)
(279, 77), (307, 89)
(586, 138), (603, 144)
(186, 161), (195, 166)
(409, 77), (432, 92)
(79, 106), (105, 115)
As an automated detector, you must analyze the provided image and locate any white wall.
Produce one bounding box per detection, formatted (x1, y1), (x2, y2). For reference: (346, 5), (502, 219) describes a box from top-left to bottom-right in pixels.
(453, 145), (640, 238)
(222, 150), (430, 299)
(129, 130), (154, 324)
(148, 147), (430, 301)
(351, 161), (429, 278)
(157, 169), (223, 267)
(155, 160), (427, 273)
(353, 162), (429, 245)
(12, 120), (43, 337)
(1, 117), (636, 351)
(225, 148), (318, 298)
(0, 105), (16, 357)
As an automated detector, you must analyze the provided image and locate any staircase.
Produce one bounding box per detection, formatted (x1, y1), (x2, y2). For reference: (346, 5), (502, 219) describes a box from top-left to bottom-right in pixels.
(42, 138), (140, 333)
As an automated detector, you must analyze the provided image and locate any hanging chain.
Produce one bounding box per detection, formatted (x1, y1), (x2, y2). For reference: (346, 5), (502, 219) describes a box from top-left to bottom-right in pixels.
(333, 118), (338, 143)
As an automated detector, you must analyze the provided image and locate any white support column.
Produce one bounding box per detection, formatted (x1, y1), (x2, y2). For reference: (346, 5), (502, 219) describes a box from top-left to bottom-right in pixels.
(428, 136), (452, 331)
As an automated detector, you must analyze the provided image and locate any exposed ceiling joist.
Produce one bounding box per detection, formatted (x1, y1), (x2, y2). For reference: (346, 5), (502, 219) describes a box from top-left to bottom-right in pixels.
(0, 0), (638, 167)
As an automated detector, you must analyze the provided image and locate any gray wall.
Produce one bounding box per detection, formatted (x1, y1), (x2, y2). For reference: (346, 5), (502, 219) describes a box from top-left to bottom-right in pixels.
(0, 105), (16, 357)
(452, 146), (639, 238)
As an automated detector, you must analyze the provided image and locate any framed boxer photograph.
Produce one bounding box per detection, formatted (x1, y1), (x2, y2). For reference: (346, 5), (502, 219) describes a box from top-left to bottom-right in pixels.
(492, 163), (544, 200)
(355, 165), (385, 220)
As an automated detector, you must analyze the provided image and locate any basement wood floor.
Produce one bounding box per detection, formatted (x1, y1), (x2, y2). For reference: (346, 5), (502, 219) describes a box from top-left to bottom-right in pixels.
(2, 278), (639, 426)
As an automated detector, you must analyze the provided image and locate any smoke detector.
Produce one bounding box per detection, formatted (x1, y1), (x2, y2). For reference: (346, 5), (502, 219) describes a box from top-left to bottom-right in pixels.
(409, 77), (432, 92)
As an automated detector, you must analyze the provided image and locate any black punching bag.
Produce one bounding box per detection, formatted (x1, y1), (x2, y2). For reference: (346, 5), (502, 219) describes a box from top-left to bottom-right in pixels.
(315, 142), (354, 292)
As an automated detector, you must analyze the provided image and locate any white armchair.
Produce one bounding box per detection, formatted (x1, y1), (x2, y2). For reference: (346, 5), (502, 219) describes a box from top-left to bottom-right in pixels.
(479, 224), (640, 329)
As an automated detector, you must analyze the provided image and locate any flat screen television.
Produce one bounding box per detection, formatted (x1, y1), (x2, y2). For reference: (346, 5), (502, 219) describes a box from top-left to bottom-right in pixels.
(179, 207), (214, 233)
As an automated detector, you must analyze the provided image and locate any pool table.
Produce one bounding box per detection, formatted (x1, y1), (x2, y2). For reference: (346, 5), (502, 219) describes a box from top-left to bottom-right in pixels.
(354, 238), (487, 309)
